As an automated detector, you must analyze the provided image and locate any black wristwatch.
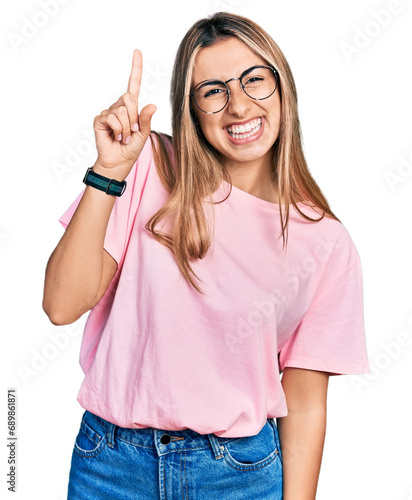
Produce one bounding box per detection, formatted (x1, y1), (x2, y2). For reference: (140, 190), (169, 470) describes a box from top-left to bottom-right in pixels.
(83, 167), (127, 197)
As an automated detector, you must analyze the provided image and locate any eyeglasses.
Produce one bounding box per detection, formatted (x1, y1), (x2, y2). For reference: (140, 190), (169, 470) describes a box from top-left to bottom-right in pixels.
(190, 65), (279, 114)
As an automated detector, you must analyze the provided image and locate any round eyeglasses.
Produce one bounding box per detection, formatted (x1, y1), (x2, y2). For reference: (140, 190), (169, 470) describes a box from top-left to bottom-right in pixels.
(190, 65), (279, 114)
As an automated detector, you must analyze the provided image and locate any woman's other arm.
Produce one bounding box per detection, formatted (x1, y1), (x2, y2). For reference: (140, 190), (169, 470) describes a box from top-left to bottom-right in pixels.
(277, 367), (329, 500)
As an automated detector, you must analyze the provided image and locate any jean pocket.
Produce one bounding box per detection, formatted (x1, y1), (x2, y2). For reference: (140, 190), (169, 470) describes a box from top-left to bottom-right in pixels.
(74, 411), (108, 458)
(221, 419), (280, 471)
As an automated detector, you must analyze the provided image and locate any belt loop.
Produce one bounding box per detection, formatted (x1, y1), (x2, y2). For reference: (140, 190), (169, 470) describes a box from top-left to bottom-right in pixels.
(207, 433), (224, 460)
(107, 422), (117, 448)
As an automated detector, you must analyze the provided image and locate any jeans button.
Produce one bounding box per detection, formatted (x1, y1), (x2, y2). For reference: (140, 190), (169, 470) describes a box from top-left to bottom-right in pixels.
(220, 445), (224, 451)
(160, 434), (171, 445)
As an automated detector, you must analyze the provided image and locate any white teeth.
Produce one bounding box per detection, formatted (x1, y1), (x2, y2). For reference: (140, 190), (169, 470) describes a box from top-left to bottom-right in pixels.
(227, 118), (262, 139)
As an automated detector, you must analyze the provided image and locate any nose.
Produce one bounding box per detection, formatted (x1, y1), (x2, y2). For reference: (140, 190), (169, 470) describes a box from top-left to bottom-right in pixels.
(226, 80), (252, 117)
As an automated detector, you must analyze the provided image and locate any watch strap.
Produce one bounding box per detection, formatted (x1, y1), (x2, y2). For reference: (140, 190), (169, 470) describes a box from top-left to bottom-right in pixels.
(83, 167), (127, 197)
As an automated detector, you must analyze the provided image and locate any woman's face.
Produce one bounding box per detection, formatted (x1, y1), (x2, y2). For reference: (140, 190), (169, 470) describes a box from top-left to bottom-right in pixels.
(191, 37), (281, 169)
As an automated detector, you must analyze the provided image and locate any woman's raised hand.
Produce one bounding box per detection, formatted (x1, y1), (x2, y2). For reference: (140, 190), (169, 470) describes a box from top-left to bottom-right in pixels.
(93, 49), (157, 178)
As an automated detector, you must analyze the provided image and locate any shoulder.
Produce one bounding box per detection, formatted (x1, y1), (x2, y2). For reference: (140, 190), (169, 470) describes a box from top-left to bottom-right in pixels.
(291, 202), (361, 270)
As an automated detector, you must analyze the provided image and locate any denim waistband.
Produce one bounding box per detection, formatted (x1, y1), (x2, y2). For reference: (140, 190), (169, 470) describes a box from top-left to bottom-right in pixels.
(83, 410), (277, 461)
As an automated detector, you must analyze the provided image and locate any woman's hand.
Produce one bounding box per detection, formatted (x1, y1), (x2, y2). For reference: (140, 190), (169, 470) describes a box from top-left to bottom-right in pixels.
(93, 49), (157, 178)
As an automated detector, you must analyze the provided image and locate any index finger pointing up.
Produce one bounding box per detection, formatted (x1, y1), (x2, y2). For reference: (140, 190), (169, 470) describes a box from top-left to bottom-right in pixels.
(127, 49), (142, 99)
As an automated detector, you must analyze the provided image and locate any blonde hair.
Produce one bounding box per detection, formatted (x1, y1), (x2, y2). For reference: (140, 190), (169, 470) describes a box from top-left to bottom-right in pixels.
(146, 11), (340, 294)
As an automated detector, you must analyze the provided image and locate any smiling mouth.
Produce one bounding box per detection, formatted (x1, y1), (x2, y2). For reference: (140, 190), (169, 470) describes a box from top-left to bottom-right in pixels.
(226, 118), (262, 139)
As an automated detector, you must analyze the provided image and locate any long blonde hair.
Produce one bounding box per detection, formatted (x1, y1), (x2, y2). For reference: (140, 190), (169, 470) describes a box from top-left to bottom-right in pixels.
(146, 11), (340, 294)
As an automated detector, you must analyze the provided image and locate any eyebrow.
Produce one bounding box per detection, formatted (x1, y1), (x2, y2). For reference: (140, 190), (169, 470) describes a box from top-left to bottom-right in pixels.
(195, 79), (226, 91)
(195, 65), (266, 88)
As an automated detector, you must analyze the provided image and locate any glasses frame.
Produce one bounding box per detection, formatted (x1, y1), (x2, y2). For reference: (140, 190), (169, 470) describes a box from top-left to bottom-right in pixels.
(190, 64), (279, 115)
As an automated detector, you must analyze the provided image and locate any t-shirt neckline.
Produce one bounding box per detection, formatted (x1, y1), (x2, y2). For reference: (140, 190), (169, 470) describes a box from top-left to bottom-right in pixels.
(219, 179), (306, 211)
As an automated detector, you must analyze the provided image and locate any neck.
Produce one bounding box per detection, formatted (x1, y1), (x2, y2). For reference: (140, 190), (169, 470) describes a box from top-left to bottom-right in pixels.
(223, 151), (279, 204)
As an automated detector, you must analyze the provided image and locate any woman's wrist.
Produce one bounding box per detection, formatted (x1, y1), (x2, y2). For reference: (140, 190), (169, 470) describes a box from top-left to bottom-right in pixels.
(92, 162), (129, 182)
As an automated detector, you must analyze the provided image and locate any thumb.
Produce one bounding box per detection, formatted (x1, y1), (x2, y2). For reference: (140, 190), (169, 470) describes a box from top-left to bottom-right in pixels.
(139, 104), (157, 137)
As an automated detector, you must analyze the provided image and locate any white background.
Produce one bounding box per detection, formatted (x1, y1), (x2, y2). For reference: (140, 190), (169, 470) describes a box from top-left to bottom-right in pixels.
(2, 0), (412, 498)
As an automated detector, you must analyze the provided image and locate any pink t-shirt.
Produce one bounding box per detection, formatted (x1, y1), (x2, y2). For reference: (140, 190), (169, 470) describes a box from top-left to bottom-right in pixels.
(58, 133), (370, 437)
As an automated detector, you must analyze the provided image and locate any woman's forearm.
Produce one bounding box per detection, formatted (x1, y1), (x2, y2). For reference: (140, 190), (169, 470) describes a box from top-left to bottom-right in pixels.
(278, 407), (327, 500)
(42, 164), (120, 324)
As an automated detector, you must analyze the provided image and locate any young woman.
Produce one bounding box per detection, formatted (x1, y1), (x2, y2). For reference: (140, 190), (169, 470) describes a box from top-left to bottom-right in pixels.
(43, 11), (370, 500)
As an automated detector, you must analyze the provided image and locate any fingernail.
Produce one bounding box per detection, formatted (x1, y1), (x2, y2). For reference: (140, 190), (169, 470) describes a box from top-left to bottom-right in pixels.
(125, 136), (131, 145)
(132, 123), (139, 132)
(117, 134), (122, 141)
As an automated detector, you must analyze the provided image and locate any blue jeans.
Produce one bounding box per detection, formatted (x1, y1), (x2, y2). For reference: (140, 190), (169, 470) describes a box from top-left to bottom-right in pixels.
(67, 409), (283, 499)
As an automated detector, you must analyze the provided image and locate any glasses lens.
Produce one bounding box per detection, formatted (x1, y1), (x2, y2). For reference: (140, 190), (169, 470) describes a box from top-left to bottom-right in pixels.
(193, 80), (228, 113)
(242, 67), (277, 100)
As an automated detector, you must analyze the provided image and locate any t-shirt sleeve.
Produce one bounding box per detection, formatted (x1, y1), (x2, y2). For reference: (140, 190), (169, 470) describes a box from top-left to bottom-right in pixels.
(58, 135), (155, 265)
(278, 228), (370, 376)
